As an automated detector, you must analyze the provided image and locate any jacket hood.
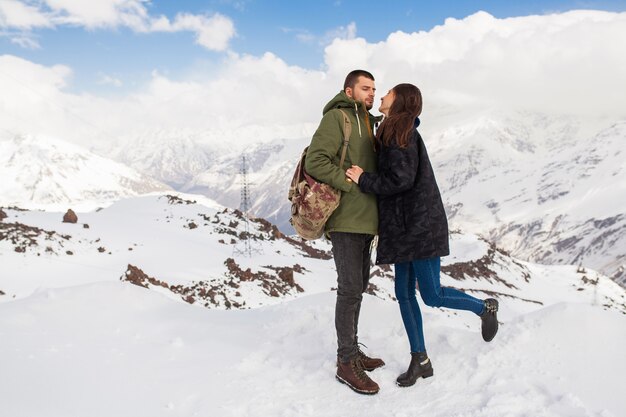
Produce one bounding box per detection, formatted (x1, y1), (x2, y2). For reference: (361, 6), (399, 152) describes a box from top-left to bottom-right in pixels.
(322, 90), (358, 114)
(322, 90), (383, 122)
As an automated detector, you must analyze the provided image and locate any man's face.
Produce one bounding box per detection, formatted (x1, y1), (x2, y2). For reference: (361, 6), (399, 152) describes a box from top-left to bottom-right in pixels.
(346, 76), (376, 110)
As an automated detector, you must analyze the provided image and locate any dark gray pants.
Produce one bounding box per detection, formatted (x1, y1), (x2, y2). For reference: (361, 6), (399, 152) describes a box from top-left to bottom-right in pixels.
(330, 232), (374, 363)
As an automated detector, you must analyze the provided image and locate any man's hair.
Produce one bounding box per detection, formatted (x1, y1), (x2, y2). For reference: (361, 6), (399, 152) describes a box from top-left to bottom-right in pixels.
(343, 70), (375, 91)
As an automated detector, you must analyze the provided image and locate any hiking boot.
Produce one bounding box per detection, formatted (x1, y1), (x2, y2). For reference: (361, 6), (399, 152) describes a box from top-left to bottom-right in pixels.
(336, 357), (380, 395)
(396, 351), (434, 387)
(480, 298), (499, 342)
(357, 347), (385, 371)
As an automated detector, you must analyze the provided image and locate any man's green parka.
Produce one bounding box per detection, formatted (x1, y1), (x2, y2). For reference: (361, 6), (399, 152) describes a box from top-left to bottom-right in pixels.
(305, 91), (381, 235)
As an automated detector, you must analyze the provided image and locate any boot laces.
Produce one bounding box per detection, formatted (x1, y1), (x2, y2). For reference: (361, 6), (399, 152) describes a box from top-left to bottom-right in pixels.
(351, 358), (369, 381)
(485, 299), (498, 313)
(357, 343), (371, 361)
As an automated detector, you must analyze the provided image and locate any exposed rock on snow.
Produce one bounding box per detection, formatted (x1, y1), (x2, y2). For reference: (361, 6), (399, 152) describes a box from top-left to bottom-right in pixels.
(120, 260), (308, 309)
(163, 194), (196, 205)
(63, 209), (78, 223)
(0, 221), (71, 253)
(441, 239), (530, 289)
(2, 194), (624, 314)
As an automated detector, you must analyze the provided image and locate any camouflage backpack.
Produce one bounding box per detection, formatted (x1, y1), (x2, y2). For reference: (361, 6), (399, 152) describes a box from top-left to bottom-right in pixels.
(287, 109), (352, 240)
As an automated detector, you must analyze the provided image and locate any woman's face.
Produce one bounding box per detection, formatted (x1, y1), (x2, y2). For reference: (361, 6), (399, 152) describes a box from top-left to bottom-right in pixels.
(378, 89), (395, 116)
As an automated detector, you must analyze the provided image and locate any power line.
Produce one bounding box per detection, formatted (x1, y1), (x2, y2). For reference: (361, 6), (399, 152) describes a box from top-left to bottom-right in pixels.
(233, 155), (261, 258)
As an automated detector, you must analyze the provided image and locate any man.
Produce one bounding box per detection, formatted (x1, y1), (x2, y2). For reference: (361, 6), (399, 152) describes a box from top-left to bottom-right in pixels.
(305, 70), (384, 395)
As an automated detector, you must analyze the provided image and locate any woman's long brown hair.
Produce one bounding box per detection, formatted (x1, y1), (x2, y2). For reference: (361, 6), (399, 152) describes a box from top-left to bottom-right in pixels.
(376, 83), (422, 148)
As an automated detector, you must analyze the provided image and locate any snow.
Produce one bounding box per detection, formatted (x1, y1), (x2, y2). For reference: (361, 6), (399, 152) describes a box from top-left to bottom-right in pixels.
(1, 194), (625, 415)
(0, 282), (623, 417)
(0, 133), (170, 210)
(149, 111), (626, 282)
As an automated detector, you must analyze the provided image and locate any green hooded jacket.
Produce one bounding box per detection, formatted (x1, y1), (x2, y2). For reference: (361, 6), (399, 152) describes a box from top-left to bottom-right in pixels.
(305, 91), (382, 235)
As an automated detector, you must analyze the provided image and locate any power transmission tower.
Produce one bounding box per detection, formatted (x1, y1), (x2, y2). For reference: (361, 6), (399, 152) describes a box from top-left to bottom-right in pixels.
(233, 155), (261, 257)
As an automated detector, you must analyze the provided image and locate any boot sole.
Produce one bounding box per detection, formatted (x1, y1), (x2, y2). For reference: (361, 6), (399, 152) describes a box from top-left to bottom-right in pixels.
(335, 375), (379, 395)
(395, 370), (434, 387)
(362, 364), (385, 372)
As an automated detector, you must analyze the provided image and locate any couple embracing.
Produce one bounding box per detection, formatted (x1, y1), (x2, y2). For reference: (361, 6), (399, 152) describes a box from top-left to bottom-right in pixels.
(304, 69), (499, 395)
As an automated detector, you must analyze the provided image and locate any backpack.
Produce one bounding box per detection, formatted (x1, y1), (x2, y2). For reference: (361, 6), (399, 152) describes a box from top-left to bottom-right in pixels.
(287, 109), (352, 240)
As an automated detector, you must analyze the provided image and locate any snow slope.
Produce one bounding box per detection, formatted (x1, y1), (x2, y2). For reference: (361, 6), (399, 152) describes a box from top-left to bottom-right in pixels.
(0, 193), (398, 307)
(0, 282), (623, 417)
(2, 194), (623, 314)
(2, 193), (625, 416)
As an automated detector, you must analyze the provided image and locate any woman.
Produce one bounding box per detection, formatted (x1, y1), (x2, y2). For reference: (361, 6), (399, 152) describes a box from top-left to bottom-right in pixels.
(345, 83), (499, 388)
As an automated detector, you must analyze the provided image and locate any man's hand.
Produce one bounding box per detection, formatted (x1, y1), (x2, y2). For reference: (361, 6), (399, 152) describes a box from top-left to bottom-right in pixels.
(346, 165), (364, 184)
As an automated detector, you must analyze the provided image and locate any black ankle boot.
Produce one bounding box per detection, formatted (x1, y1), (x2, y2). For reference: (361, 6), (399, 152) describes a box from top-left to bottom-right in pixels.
(396, 352), (434, 387)
(480, 298), (499, 342)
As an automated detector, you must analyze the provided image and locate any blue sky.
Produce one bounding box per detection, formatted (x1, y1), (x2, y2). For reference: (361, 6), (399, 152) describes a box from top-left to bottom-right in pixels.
(2, 0), (626, 94)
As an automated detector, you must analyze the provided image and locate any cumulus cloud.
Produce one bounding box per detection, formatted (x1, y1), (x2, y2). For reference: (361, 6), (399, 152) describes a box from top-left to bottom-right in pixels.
(150, 12), (235, 51)
(0, 10), (624, 150)
(0, 0), (52, 29)
(0, 0), (236, 51)
(324, 10), (626, 117)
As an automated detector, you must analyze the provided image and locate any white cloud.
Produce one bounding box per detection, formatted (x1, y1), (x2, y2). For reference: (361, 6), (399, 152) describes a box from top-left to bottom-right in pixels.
(0, 0), (236, 51)
(325, 10), (626, 116)
(287, 22), (357, 46)
(10, 35), (40, 49)
(97, 73), (123, 87)
(0, 0), (52, 29)
(43, 0), (150, 29)
(0, 10), (625, 149)
(320, 21), (356, 45)
(151, 12), (235, 51)
(295, 32), (315, 43)
(281, 27), (315, 44)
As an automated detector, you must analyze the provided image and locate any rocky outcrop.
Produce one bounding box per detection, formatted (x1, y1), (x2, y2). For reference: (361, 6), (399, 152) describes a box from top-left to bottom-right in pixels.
(225, 258), (305, 297)
(121, 264), (170, 289)
(441, 242), (530, 289)
(0, 221), (71, 253)
(163, 195), (196, 205)
(63, 209), (78, 223)
(121, 260), (308, 310)
(0, 209), (7, 221)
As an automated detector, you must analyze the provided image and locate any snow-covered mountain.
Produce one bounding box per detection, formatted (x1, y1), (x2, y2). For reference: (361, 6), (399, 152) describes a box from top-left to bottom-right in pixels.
(2, 192), (624, 313)
(170, 112), (625, 285)
(1, 192), (625, 416)
(8, 110), (621, 286)
(0, 133), (170, 210)
(105, 130), (219, 189)
(0, 193), (396, 308)
(181, 138), (304, 228)
(427, 113), (626, 286)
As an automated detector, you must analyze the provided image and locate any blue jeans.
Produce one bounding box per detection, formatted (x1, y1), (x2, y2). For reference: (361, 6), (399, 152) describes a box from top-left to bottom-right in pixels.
(394, 257), (485, 353)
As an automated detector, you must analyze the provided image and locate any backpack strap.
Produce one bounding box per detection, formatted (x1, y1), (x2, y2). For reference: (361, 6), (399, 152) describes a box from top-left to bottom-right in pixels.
(337, 109), (352, 168)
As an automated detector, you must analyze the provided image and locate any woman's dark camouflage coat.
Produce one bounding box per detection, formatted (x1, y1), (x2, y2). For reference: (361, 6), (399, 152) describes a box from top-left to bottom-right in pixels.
(358, 127), (449, 264)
